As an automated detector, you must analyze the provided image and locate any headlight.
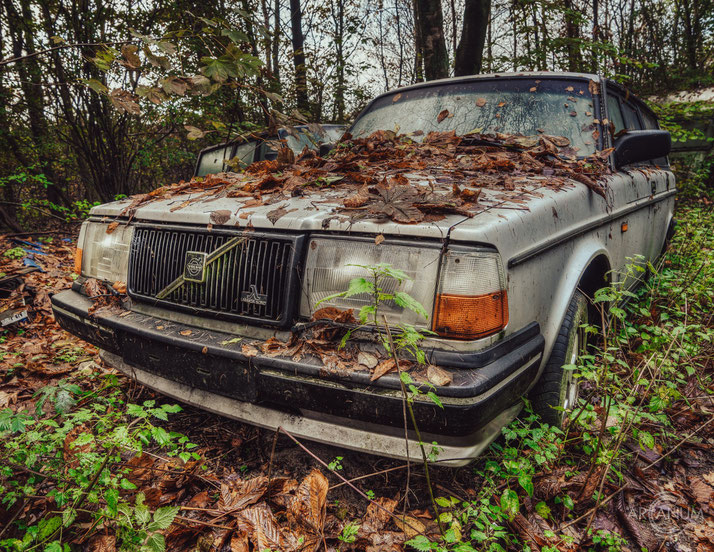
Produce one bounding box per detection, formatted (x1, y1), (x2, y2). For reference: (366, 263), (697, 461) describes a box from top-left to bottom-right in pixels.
(432, 248), (508, 340)
(300, 238), (441, 327)
(77, 221), (134, 282)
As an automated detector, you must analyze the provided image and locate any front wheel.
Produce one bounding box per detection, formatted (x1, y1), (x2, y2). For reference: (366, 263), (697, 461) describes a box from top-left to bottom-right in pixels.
(530, 291), (589, 426)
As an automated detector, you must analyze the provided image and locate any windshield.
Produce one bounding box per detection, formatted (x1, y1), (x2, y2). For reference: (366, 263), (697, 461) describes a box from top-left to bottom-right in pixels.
(351, 78), (599, 156)
(281, 126), (346, 153)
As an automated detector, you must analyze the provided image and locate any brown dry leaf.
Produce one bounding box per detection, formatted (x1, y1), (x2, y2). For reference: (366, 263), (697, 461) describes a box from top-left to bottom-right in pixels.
(113, 281), (127, 294)
(240, 503), (283, 552)
(690, 478), (714, 509)
(358, 351), (379, 369)
(529, 86), (537, 92)
(241, 344), (259, 357)
(277, 146), (296, 165)
(368, 184), (424, 224)
(209, 209), (232, 225)
(229, 532), (251, 552)
(371, 358), (396, 381)
(588, 79), (600, 95)
(394, 515), (425, 539)
(392, 93), (402, 102)
(266, 206), (297, 225)
(0, 390), (18, 408)
(311, 306), (357, 324)
(475, 97), (487, 107)
(362, 497), (398, 533)
(289, 468), (329, 532)
(565, 86), (574, 92)
(436, 109), (450, 123)
(179, 329), (192, 336)
(343, 185), (370, 208)
(375, 234), (385, 245)
(106, 221), (119, 234)
(85, 534), (116, 552)
(427, 365), (452, 386)
(498, 101), (506, 107)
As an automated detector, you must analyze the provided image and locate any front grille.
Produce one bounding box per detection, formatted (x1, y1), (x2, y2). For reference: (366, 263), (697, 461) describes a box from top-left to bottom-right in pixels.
(128, 226), (303, 325)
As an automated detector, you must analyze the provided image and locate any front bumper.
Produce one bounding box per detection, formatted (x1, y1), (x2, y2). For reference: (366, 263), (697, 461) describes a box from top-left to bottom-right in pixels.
(51, 289), (544, 466)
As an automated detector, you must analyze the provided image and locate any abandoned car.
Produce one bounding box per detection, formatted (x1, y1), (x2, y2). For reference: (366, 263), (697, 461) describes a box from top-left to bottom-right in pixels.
(51, 73), (674, 466)
(195, 124), (346, 177)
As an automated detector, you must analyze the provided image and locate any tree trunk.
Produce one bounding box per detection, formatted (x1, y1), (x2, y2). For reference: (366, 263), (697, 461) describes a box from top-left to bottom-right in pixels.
(563, 0), (582, 71)
(454, 0), (490, 76)
(289, 0), (309, 115)
(414, 0), (449, 80)
(272, 0), (281, 88)
(333, 0), (346, 122)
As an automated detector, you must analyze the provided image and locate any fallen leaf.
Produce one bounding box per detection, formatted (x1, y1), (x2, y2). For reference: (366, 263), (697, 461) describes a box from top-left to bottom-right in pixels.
(106, 222), (119, 234)
(394, 515), (425, 539)
(427, 365), (452, 386)
(209, 209), (232, 225)
(179, 329), (192, 336)
(371, 358), (396, 381)
(475, 97), (487, 107)
(358, 351), (379, 370)
(375, 234), (385, 245)
(436, 109), (450, 123)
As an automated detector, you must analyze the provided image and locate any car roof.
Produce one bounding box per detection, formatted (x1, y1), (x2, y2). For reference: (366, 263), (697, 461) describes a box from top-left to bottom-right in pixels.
(367, 72), (602, 103)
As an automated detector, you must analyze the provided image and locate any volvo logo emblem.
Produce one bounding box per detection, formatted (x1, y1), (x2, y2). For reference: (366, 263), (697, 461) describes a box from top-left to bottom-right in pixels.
(183, 251), (207, 283)
(241, 284), (268, 306)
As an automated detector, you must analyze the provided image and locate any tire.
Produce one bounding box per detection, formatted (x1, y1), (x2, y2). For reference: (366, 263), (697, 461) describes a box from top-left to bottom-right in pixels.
(530, 291), (589, 426)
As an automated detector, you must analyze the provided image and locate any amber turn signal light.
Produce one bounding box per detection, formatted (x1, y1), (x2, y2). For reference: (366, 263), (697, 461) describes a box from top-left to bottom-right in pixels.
(432, 291), (509, 340)
(74, 248), (83, 275)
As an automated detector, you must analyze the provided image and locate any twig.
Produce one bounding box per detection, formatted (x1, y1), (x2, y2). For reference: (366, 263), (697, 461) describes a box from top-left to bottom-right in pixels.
(328, 463), (410, 490)
(0, 41), (132, 67)
(382, 316), (443, 534)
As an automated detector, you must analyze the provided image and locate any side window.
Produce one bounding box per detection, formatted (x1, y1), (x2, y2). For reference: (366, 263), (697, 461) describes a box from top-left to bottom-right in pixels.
(196, 145), (233, 177)
(607, 94), (625, 135)
(621, 101), (642, 130)
(640, 109), (668, 167)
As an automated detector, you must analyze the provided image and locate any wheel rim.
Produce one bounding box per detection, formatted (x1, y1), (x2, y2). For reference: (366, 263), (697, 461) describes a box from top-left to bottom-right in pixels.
(561, 331), (580, 413)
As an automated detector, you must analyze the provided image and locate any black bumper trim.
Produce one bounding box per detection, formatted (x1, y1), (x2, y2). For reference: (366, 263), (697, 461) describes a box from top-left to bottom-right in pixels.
(52, 289), (544, 436)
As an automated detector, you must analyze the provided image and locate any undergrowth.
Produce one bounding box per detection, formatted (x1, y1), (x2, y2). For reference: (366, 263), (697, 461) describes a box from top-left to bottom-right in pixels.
(408, 202), (713, 550)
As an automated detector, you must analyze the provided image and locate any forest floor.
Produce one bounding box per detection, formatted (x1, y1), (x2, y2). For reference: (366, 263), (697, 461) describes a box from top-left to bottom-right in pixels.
(0, 195), (712, 552)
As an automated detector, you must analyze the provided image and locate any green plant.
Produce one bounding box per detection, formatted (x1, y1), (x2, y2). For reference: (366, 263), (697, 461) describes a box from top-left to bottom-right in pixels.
(337, 521), (360, 544)
(0, 375), (199, 551)
(3, 247), (25, 260)
(328, 456), (343, 471)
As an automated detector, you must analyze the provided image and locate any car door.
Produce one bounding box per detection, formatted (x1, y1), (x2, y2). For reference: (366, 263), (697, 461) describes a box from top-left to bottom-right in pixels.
(605, 90), (655, 288)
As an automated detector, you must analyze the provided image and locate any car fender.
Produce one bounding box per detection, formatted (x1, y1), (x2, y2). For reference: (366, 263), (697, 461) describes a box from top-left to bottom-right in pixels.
(532, 239), (611, 385)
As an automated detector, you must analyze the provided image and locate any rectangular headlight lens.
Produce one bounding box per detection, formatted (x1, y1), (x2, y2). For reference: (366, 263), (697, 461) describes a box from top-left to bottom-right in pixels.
(300, 238), (441, 327)
(432, 249), (508, 340)
(80, 221), (134, 282)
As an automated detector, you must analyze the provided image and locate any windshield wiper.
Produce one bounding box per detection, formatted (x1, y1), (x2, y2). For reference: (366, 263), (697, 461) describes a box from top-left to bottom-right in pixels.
(460, 135), (522, 151)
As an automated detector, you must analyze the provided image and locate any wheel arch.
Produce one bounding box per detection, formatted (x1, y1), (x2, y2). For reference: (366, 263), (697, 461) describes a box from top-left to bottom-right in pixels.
(536, 243), (612, 381)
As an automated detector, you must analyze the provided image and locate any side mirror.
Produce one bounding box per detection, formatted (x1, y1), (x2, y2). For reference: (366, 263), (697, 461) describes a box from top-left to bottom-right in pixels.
(613, 130), (671, 169)
(319, 142), (336, 157)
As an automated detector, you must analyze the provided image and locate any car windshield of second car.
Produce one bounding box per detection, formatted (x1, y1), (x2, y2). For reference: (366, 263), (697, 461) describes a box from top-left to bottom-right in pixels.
(350, 79), (598, 156)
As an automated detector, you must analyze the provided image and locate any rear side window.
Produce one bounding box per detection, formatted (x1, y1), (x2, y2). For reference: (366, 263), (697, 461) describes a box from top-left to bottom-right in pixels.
(607, 95), (625, 135)
(621, 101), (642, 130)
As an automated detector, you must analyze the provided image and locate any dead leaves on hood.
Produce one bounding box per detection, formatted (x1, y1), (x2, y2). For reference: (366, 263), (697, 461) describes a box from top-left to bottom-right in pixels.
(115, 128), (612, 225)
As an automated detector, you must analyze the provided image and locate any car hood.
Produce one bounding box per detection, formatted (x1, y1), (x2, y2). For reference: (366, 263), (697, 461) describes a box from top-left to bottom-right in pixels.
(91, 186), (469, 239)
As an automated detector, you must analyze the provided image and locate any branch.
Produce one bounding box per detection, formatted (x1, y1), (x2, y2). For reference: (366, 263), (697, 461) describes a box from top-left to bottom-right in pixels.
(0, 41), (131, 67)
